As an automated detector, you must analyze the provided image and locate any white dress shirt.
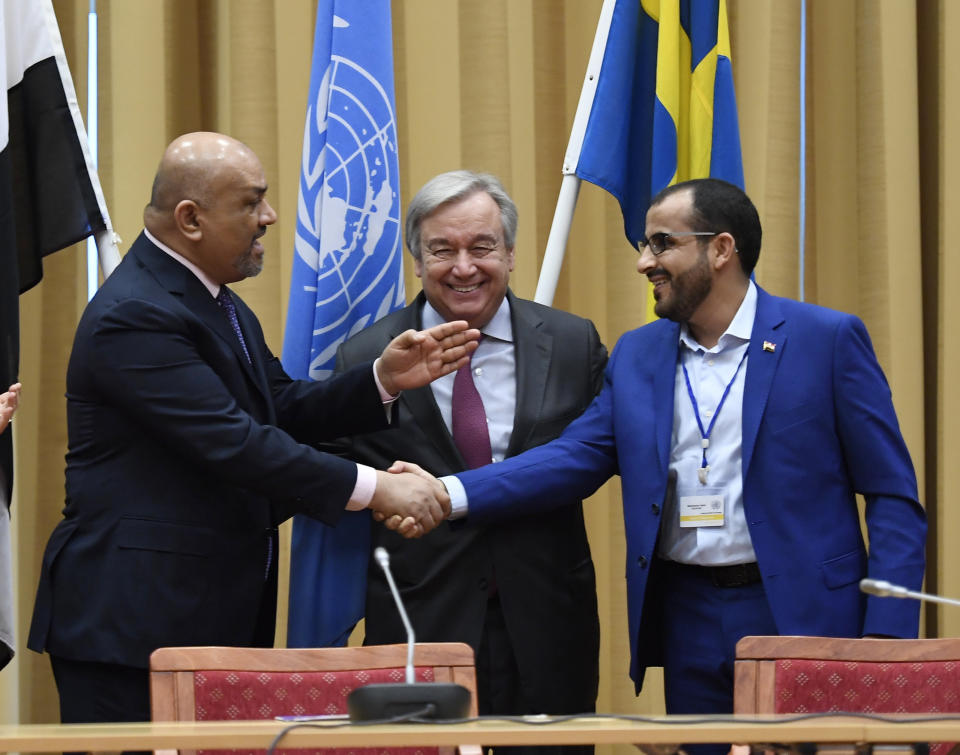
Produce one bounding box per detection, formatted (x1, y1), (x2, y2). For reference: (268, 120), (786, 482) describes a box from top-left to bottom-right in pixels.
(657, 281), (758, 566)
(422, 296), (516, 464)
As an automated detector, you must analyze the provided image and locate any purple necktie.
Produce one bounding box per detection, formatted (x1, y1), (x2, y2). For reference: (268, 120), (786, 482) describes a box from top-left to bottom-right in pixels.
(452, 350), (492, 469)
(216, 288), (252, 364)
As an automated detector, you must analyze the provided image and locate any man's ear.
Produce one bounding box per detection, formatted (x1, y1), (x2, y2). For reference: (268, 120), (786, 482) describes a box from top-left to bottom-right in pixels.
(712, 231), (738, 270)
(173, 199), (203, 242)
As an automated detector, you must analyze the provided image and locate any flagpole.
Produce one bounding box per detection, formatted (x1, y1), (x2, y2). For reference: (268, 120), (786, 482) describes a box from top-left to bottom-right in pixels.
(84, 0), (121, 290)
(798, 0), (807, 302)
(534, 0), (617, 306)
(85, 0), (99, 299)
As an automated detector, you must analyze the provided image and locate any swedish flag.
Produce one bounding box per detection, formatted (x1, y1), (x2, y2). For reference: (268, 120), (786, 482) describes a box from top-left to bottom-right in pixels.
(574, 0), (744, 248)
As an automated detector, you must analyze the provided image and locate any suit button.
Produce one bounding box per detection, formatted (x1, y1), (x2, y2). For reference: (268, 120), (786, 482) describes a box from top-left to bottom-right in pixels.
(651, 503), (660, 515)
(478, 578), (489, 591)
(637, 555), (648, 569)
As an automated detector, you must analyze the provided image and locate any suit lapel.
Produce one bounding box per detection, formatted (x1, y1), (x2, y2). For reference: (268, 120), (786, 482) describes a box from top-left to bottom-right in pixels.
(741, 287), (787, 477)
(506, 294), (550, 457)
(394, 295), (465, 469)
(650, 323), (681, 471)
(133, 237), (269, 401)
(190, 285), (265, 390)
(229, 292), (273, 400)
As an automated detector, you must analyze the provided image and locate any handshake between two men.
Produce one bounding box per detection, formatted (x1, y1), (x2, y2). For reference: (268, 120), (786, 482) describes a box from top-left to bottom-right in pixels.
(361, 319), (477, 539)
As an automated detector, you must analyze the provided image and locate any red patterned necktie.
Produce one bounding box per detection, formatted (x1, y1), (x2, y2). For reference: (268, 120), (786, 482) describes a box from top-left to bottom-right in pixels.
(216, 287), (252, 364)
(451, 350), (492, 469)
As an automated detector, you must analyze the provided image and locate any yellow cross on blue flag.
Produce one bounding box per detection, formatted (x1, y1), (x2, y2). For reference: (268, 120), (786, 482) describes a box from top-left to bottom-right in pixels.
(574, 0), (744, 248)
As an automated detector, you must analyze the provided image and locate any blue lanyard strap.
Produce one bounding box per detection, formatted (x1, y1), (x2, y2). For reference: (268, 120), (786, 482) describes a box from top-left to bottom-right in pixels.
(681, 346), (749, 483)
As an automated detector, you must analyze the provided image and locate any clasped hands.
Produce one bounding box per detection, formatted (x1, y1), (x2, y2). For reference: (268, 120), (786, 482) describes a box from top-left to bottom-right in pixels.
(368, 462), (449, 538)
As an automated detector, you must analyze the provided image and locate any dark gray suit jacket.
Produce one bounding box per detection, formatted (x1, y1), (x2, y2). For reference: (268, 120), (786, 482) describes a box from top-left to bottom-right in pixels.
(334, 290), (606, 714)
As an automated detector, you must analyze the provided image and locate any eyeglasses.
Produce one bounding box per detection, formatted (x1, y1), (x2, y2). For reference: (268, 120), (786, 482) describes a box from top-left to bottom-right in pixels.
(638, 231), (719, 256)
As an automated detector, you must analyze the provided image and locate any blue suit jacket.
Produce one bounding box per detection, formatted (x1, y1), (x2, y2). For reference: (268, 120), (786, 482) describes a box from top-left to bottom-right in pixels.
(455, 286), (926, 689)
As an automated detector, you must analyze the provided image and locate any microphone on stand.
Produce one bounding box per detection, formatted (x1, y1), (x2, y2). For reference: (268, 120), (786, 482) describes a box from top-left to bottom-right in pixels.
(859, 578), (960, 608)
(347, 547), (471, 722)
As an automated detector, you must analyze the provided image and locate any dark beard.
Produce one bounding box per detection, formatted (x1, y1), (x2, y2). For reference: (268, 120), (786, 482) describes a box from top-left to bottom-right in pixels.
(653, 247), (712, 323)
(235, 247), (264, 278)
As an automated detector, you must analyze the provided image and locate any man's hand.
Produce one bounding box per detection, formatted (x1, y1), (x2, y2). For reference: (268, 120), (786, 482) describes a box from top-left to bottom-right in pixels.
(370, 467), (451, 538)
(0, 383), (21, 436)
(372, 461), (448, 531)
(376, 321), (480, 396)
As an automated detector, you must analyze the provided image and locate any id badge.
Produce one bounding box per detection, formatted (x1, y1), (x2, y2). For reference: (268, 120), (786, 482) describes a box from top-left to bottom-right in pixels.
(678, 487), (725, 528)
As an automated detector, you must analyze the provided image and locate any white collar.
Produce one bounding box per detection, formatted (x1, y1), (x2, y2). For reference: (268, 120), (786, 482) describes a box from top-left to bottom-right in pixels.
(679, 280), (757, 353)
(144, 228), (220, 298)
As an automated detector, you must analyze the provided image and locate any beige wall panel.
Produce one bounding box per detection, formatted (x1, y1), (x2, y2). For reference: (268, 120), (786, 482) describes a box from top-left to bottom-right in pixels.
(214, 0), (233, 134)
(273, 1), (316, 330)
(938, 0), (960, 639)
(395, 1), (462, 201)
(104, 1), (168, 255)
(163, 0), (205, 137)
(530, 0), (572, 278)
(394, 0), (462, 297)
(505, 1), (539, 296)
(808, 1), (859, 310)
(458, 0), (511, 181)
(855, 1), (925, 482)
(731, 0), (801, 300)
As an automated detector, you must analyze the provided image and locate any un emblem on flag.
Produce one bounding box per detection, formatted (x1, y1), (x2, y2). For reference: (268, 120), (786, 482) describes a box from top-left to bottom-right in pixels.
(294, 53), (403, 381)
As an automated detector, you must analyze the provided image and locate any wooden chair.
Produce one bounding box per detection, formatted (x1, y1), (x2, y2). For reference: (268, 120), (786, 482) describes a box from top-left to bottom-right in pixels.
(734, 635), (960, 755)
(150, 642), (480, 755)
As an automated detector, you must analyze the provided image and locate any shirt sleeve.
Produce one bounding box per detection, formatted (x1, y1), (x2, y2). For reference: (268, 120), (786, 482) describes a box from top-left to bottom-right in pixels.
(346, 463), (377, 510)
(440, 474), (469, 519)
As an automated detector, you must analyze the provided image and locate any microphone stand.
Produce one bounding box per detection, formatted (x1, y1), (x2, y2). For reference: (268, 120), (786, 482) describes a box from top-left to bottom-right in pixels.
(859, 579), (960, 608)
(347, 547), (471, 721)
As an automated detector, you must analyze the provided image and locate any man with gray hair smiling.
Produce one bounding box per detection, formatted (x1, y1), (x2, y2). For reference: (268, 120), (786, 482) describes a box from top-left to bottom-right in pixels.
(329, 171), (606, 754)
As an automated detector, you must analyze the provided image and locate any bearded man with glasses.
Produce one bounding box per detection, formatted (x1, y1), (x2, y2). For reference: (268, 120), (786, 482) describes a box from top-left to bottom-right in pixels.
(415, 177), (926, 755)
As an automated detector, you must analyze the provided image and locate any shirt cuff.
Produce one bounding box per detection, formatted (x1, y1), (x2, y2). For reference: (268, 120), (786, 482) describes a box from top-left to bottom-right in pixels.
(372, 358), (400, 403)
(347, 463), (377, 510)
(440, 474), (468, 519)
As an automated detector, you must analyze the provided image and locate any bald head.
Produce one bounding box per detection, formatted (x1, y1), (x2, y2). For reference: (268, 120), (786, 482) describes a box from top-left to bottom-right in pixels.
(146, 132), (255, 219)
(144, 132), (277, 284)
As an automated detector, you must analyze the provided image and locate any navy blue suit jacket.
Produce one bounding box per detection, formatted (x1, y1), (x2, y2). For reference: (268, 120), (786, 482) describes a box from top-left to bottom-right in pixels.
(455, 286), (926, 689)
(28, 232), (389, 668)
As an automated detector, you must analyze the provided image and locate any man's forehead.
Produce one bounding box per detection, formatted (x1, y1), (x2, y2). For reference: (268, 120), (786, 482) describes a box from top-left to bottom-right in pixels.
(646, 189), (693, 227)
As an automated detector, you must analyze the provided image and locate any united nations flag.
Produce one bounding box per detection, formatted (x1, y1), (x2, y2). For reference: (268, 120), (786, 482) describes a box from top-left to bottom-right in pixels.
(283, 0), (403, 649)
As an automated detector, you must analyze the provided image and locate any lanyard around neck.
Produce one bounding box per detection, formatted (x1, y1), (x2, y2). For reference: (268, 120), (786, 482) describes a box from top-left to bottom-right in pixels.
(680, 346), (748, 484)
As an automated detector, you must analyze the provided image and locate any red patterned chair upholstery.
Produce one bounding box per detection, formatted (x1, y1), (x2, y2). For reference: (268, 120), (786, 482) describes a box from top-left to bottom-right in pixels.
(149, 642), (480, 755)
(734, 636), (960, 755)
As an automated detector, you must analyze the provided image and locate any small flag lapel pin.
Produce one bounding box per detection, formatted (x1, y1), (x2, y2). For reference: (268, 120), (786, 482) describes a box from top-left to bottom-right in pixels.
(762, 341), (776, 353)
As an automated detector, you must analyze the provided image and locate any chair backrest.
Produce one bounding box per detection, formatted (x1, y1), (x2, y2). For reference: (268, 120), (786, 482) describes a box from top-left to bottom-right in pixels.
(150, 642), (479, 755)
(734, 636), (960, 755)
